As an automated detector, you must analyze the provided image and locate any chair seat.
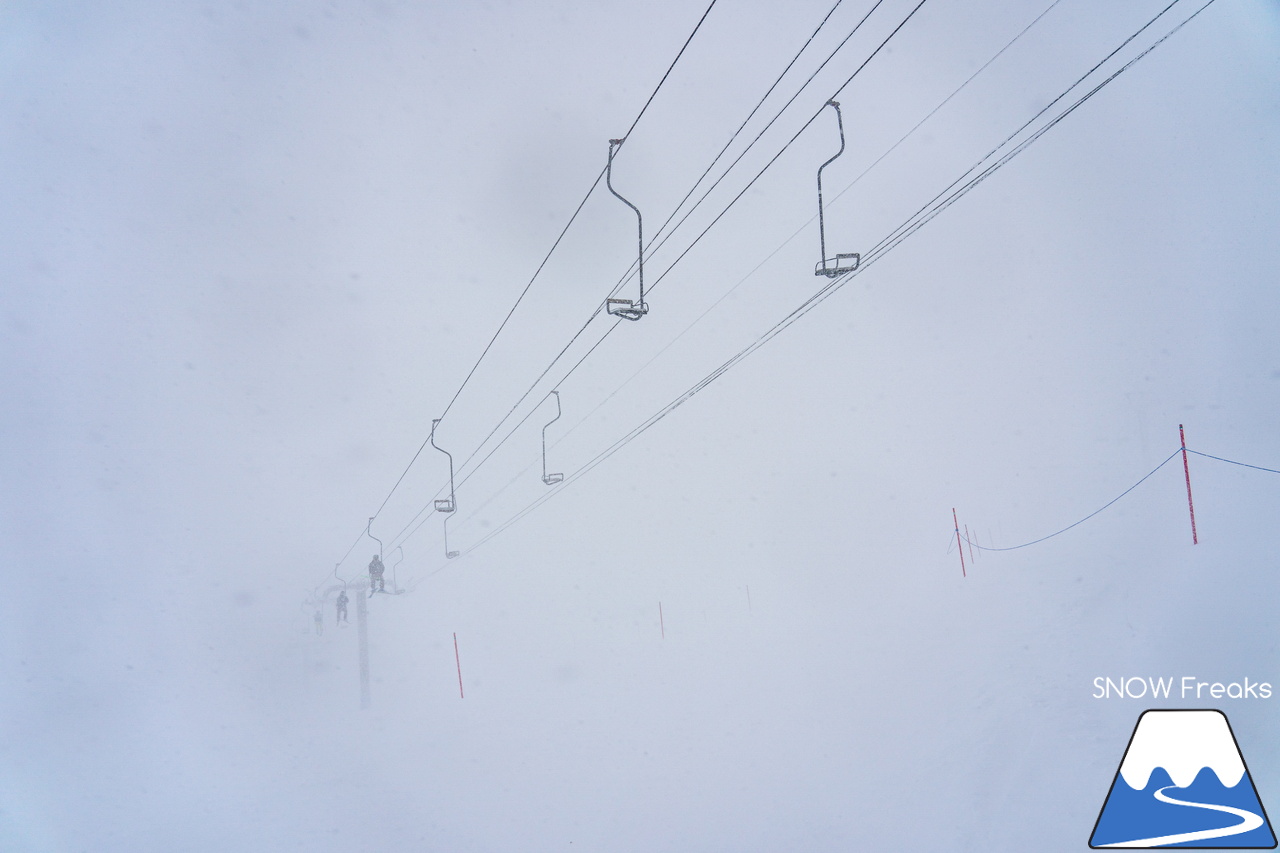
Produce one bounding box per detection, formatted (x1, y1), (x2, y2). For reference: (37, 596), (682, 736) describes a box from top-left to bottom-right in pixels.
(607, 298), (649, 321)
(815, 253), (860, 277)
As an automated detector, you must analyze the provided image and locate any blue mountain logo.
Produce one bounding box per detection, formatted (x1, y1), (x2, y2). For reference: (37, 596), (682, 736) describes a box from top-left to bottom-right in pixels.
(1091, 709), (1276, 848)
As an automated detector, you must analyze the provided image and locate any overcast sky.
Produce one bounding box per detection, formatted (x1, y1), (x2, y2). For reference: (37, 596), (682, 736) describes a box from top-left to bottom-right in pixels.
(4, 1), (1280, 850)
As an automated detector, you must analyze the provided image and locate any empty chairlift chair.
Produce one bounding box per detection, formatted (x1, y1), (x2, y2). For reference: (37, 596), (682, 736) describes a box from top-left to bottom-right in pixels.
(390, 546), (404, 593)
(430, 418), (456, 514)
(814, 100), (860, 278)
(603, 138), (649, 321)
(541, 390), (564, 486)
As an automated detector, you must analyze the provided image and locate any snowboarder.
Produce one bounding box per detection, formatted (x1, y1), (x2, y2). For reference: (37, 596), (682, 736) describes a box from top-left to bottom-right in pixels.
(336, 590), (349, 624)
(368, 553), (385, 593)
(313, 610), (323, 635)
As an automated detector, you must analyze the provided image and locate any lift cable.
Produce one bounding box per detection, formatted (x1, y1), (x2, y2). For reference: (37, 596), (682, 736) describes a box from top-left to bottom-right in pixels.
(863, 0), (1198, 264)
(618, 0), (722, 144)
(428, 0), (1217, 565)
(332, 530), (366, 580)
(823, 0), (1063, 215)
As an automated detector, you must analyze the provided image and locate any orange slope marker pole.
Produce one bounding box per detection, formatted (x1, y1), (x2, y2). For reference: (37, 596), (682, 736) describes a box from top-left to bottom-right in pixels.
(1179, 424), (1198, 545)
(953, 508), (966, 578)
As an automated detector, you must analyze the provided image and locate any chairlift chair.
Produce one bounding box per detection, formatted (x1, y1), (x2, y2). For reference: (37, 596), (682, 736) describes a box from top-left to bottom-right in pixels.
(814, 101), (860, 278)
(541, 390), (564, 486)
(816, 252), (860, 277)
(603, 139), (649, 321)
(606, 297), (648, 321)
(364, 517), (390, 596)
(430, 418), (457, 513)
(385, 546), (404, 594)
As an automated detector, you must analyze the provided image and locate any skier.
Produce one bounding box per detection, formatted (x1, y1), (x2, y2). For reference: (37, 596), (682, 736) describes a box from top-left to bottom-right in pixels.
(313, 610), (324, 635)
(368, 553), (386, 594)
(336, 590), (349, 624)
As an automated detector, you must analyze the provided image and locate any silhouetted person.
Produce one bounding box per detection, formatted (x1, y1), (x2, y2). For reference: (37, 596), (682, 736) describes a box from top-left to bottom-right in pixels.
(313, 610), (323, 635)
(368, 554), (385, 593)
(336, 590), (349, 624)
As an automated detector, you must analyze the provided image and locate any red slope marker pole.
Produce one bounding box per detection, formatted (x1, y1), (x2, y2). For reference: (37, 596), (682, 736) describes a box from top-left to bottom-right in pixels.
(953, 508), (966, 578)
(453, 632), (465, 699)
(1179, 424), (1198, 545)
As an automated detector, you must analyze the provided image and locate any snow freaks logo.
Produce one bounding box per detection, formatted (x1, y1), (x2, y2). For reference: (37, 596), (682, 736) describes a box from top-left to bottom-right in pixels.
(1090, 710), (1277, 848)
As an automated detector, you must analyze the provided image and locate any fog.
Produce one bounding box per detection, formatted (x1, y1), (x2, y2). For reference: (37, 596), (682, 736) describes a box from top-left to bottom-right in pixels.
(4, 1), (1279, 850)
